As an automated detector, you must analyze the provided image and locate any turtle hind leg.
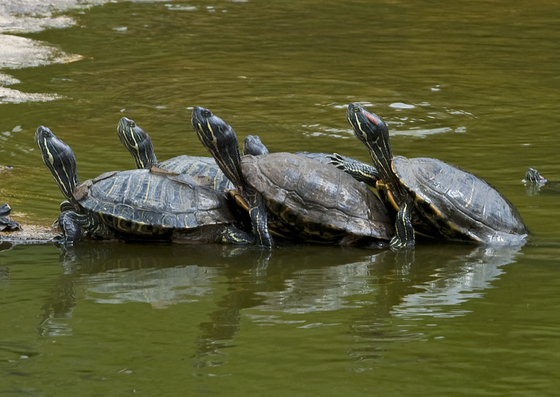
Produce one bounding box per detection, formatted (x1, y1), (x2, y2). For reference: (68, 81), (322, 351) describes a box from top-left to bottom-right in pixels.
(245, 189), (273, 248)
(171, 225), (256, 245)
(58, 211), (114, 243)
(390, 202), (415, 250)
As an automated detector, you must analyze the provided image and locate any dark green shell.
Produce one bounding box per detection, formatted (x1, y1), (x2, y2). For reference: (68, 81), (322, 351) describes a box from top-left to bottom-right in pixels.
(393, 156), (529, 244)
(158, 155), (235, 193)
(240, 153), (394, 243)
(77, 169), (235, 235)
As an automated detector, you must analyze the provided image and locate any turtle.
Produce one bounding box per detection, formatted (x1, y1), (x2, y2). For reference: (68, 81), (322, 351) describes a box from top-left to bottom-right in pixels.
(0, 203), (21, 232)
(243, 135), (269, 156)
(243, 134), (366, 169)
(525, 168), (547, 184)
(333, 102), (529, 249)
(191, 106), (394, 248)
(35, 126), (255, 245)
(524, 168), (560, 195)
(117, 116), (234, 193)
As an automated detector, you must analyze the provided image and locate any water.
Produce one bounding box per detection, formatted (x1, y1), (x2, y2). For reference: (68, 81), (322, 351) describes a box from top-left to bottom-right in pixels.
(2, 0), (560, 395)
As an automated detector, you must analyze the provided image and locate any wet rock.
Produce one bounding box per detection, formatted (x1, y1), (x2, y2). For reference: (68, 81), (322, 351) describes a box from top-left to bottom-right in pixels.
(0, 0), (108, 103)
(0, 223), (60, 243)
(0, 86), (60, 103)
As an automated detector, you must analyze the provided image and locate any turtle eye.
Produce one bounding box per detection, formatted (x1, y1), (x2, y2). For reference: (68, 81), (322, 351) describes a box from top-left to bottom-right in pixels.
(201, 109), (212, 117)
(127, 120), (136, 127)
(38, 126), (53, 137)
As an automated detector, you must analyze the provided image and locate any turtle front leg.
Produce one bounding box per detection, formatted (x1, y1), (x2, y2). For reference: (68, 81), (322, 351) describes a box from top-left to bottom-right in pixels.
(58, 211), (82, 242)
(243, 187), (273, 248)
(59, 200), (75, 213)
(390, 202), (415, 250)
(328, 154), (380, 187)
(227, 187), (273, 247)
(58, 210), (114, 243)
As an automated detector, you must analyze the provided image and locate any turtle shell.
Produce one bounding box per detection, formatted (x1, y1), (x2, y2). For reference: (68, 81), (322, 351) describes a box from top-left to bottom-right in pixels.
(392, 156), (529, 244)
(158, 155), (234, 193)
(76, 169), (235, 236)
(240, 152), (394, 244)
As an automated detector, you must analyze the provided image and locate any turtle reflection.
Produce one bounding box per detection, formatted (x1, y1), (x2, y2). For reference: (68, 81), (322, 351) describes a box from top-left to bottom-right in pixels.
(347, 244), (521, 362)
(38, 244), (270, 337)
(39, 243), (521, 372)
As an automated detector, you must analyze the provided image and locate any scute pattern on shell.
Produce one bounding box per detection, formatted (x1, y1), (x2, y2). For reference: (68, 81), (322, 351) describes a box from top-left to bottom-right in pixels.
(394, 156), (529, 244)
(78, 169), (234, 234)
(159, 155), (234, 192)
(241, 153), (394, 242)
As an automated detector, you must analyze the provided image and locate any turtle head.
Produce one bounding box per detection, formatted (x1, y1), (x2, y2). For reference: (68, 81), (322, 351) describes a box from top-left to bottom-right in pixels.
(525, 168), (547, 184)
(117, 117), (158, 169)
(35, 126), (80, 206)
(191, 107), (272, 247)
(346, 103), (392, 159)
(243, 135), (269, 156)
(346, 103), (394, 177)
(191, 107), (244, 185)
(191, 107), (238, 156)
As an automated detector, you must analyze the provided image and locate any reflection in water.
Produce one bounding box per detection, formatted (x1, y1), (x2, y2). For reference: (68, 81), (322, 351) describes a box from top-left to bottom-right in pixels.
(0, 264), (9, 288)
(250, 251), (390, 317)
(305, 102), (474, 140)
(85, 266), (218, 308)
(37, 242), (521, 373)
(38, 270), (75, 337)
(37, 242), (274, 373)
(349, 244), (522, 363)
(391, 245), (521, 319)
(524, 180), (560, 196)
(303, 103), (472, 139)
(37, 243), (271, 338)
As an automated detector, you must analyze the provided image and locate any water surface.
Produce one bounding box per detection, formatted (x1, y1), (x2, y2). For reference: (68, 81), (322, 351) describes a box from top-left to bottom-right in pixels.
(1, 0), (560, 395)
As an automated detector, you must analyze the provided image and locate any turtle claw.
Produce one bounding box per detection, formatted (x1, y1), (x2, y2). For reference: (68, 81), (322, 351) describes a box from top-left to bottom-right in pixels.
(389, 203), (415, 251)
(327, 153), (345, 170)
(58, 211), (83, 243)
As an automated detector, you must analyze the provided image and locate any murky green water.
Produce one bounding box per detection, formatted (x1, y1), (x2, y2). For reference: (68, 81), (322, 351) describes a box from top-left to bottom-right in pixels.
(2, 0), (560, 395)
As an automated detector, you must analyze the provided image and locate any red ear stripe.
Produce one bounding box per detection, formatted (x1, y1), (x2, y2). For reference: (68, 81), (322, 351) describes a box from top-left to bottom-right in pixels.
(364, 112), (378, 125)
